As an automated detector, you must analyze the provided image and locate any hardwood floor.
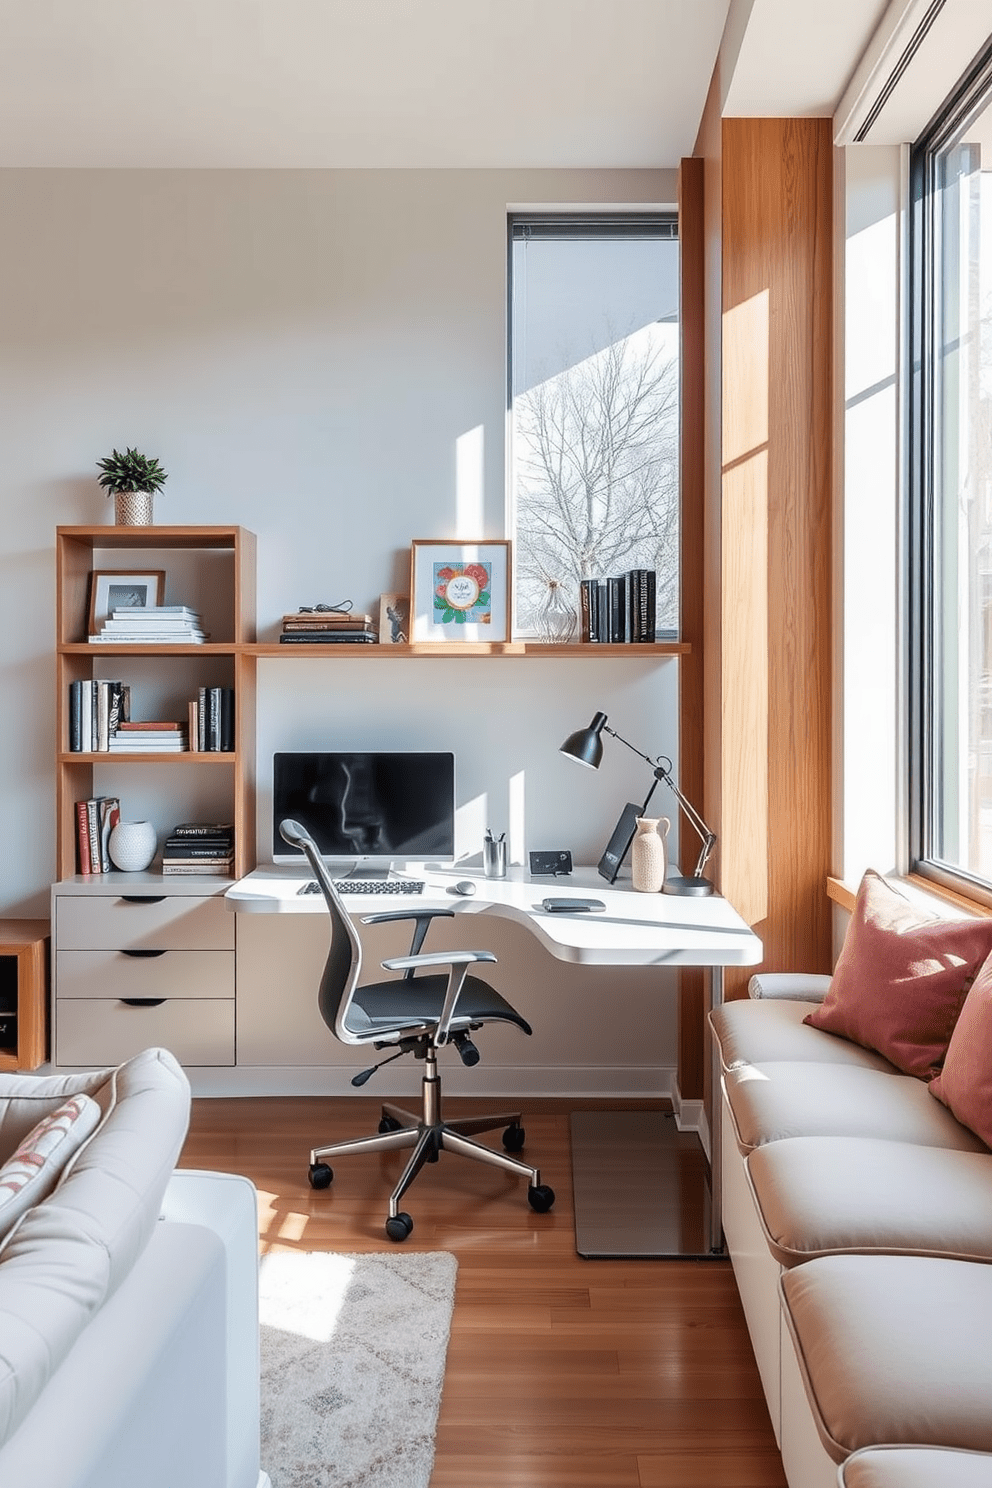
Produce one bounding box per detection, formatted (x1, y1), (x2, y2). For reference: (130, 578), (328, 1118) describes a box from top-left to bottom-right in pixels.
(180, 1095), (786, 1488)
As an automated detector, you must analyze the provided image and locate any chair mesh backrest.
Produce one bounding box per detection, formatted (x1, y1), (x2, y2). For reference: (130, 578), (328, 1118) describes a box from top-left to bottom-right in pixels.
(279, 820), (366, 1046)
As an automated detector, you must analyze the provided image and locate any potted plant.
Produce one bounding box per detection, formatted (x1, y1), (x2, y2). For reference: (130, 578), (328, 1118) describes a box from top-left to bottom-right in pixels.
(96, 447), (169, 526)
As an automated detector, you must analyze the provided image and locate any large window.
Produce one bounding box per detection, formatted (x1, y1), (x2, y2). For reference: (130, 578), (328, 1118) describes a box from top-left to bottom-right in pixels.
(508, 214), (680, 639)
(912, 41), (992, 895)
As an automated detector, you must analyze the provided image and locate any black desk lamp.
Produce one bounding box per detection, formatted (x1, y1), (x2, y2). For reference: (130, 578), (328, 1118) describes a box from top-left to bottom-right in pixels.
(560, 710), (716, 895)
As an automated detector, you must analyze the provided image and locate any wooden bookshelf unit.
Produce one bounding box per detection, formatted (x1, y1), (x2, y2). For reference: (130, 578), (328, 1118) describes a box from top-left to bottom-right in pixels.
(0, 920), (49, 1070)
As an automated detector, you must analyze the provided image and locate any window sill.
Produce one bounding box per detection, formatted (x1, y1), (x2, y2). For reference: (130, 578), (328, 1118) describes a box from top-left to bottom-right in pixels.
(827, 873), (992, 921)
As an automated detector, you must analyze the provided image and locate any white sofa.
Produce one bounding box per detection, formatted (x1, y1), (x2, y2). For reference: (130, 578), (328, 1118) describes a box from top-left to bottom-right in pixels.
(0, 1047), (270, 1488)
(710, 976), (992, 1488)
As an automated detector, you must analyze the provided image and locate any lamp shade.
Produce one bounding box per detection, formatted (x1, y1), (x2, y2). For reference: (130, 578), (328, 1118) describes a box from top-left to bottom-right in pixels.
(559, 711), (608, 769)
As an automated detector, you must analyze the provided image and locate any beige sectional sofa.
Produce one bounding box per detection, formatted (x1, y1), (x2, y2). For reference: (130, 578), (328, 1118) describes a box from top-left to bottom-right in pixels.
(0, 1046), (270, 1488)
(711, 943), (992, 1488)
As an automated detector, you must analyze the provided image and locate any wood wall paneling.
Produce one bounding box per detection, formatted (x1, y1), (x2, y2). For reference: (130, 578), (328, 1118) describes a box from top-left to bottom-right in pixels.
(718, 117), (833, 997)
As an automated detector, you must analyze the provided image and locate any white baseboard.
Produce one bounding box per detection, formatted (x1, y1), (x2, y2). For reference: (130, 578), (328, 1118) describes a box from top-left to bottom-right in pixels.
(185, 1064), (679, 1101)
(670, 1075), (709, 1158)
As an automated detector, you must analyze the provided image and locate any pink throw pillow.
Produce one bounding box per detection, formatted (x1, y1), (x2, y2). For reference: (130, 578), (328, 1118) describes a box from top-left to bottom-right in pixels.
(930, 952), (992, 1147)
(805, 870), (992, 1079)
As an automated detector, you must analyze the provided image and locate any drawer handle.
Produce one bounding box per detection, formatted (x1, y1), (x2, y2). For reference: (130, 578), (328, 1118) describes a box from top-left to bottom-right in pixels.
(119, 896), (166, 905)
(120, 948), (167, 959)
(120, 998), (166, 1008)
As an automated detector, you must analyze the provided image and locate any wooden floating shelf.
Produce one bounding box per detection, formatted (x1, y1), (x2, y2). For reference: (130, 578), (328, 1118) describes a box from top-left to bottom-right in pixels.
(60, 643), (240, 657)
(59, 752), (236, 765)
(249, 641), (689, 658)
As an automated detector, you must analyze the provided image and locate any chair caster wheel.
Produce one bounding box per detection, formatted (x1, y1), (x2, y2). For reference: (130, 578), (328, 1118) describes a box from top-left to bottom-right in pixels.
(309, 1162), (333, 1189)
(502, 1123), (526, 1152)
(378, 1116), (402, 1133)
(385, 1212), (414, 1242)
(528, 1183), (555, 1213)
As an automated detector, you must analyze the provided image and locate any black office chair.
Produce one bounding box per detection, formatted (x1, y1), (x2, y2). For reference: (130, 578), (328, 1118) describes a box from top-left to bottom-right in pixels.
(280, 819), (556, 1241)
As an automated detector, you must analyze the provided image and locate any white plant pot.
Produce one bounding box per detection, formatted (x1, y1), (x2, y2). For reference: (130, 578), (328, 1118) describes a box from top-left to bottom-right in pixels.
(108, 820), (157, 872)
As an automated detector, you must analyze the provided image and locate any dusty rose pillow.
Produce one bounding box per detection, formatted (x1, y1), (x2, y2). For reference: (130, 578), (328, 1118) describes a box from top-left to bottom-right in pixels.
(805, 870), (992, 1078)
(929, 952), (992, 1147)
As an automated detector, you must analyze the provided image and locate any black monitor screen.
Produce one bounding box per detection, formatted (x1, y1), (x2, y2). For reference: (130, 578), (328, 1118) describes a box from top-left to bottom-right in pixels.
(273, 751), (455, 863)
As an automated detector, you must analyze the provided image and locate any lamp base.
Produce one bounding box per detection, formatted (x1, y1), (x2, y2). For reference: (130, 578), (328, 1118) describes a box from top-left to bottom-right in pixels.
(663, 875), (714, 897)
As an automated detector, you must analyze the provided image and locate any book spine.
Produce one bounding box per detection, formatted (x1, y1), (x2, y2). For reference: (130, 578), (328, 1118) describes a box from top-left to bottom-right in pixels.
(220, 687), (234, 752)
(80, 681), (93, 752)
(578, 580), (596, 643)
(163, 844), (233, 857)
(169, 823), (234, 837)
(644, 570), (656, 641)
(161, 863), (232, 876)
(207, 687), (221, 751)
(197, 687), (208, 752)
(606, 577), (626, 643)
(76, 800), (92, 875)
(86, 799), (100, 874)
(69, 681), (82, 752)
(98, 796), (119, 874)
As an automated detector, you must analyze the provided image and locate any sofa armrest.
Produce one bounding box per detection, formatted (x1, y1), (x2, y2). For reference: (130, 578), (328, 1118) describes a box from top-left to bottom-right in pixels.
(748, 973), (832, 1003)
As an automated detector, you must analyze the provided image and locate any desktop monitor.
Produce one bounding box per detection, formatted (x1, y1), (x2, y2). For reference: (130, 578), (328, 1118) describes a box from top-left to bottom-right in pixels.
(272, 751), (456, 868)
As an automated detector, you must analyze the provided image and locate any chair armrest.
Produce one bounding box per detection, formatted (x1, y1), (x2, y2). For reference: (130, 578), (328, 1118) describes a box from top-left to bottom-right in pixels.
(361, 909), (456, 927)
(748, 972), (832, 1002)
(380, 949), (497, 972)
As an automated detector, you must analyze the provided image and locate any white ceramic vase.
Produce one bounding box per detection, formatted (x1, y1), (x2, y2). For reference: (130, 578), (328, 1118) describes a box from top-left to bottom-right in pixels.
(631, 816), (670, 893)
(108, 819), (157, 872)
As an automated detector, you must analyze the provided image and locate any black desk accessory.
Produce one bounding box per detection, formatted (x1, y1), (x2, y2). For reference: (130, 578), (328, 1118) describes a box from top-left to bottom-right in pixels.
(595, 804), (642, 884)
(542, 897), (605, 913)
(529, 850), (573, 877)
(559, 711), (717, 895)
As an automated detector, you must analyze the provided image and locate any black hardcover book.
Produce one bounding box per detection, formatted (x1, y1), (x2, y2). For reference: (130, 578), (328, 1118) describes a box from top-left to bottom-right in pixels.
(606, 576), (626, 643)
(170, 822), (234, 837)
(220, 687), (234, 752)
(69, 680), (81, 752)
(278, 631), (378, 643)
(207, 687), (221, 751)
(641, 569), (657, 642)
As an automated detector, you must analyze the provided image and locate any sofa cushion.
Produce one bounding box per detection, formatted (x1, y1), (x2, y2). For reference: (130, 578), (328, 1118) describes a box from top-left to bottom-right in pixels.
(710, 999), (899, 1074)
(723, 1062), (989, 1155)
(839, 1446), (992, 1488)
(746, 1136), (992, 1265)
(0, 1047), (191, 1446)
(0, 1095), (101, 1242)
(748, 972), (832, 1001)
(804, 870), (992, 1079)
(781, 1255), (992, 1462)
(930, 951), (992, 1148)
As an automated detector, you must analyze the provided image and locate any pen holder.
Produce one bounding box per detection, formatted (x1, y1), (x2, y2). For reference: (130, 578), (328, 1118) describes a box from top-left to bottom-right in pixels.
(483, 838), (507, 879)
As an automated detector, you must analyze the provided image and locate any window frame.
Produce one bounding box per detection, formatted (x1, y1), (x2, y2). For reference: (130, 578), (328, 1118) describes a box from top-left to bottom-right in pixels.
(506, 210), (681, 641)
(908, 35), (992, 904)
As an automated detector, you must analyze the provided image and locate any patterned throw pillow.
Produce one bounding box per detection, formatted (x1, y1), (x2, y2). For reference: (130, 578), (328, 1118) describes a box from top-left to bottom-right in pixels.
(0, 1094), (102, 1240)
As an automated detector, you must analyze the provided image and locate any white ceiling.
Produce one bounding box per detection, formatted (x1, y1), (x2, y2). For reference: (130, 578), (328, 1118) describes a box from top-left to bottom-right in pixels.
(0, 0), (890, 169)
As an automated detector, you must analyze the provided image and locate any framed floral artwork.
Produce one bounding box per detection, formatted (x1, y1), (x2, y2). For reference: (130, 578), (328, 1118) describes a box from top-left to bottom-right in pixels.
(410, 540), (511, 643)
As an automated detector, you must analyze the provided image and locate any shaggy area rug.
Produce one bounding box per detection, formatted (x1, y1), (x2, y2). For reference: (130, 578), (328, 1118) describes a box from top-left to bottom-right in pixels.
(258, 1249), (457, 1488)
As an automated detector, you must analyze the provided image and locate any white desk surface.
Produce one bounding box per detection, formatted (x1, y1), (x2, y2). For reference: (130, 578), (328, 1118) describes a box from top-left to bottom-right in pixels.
(226, 864), (763, 969)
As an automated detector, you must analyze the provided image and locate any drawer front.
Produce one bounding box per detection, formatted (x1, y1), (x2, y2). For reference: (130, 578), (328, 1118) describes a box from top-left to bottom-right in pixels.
(57, 949), (234, 1002)
(56, 998), (235, 1067)
(56, 894), (234, 951)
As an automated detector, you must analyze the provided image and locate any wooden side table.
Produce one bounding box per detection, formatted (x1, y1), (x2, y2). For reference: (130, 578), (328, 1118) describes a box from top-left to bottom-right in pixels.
(0, 920), (49, 1071)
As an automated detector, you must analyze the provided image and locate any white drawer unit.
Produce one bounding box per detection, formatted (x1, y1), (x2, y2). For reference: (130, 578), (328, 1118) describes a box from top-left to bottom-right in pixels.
(52, 882), (236, 1069)
(56, 997), (236, 1067)
(55, 893), (234, 952)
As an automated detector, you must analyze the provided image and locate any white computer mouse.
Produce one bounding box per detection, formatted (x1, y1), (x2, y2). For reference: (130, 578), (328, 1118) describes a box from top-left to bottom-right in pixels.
(452, 880), (477, 896)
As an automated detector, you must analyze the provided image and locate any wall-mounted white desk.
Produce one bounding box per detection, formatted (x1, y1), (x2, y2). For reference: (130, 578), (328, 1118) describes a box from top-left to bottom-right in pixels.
(226, 864), (762, 1256)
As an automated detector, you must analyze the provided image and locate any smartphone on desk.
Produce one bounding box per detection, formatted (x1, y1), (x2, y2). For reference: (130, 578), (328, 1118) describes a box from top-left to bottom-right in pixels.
(541, 897), (606, 913)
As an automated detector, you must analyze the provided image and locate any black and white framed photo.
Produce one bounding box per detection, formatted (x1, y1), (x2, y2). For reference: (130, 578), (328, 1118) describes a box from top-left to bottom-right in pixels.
(409, 539), (511, 644)
(378, 592), (410, 645)
(88, 569), (165, 635)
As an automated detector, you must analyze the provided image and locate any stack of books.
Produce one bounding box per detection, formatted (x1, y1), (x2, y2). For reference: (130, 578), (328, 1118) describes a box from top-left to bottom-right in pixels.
(89, 606), (207, 644)
(162, 822), (235, 877)
(75, 795), (120, 874)
(579, 570), (657, 643)
(109, 720), (187, 752)
(279, 610), (378, 644)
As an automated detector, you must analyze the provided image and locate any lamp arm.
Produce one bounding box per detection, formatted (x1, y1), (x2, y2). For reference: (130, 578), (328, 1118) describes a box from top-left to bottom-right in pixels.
(603, 724), (717, 880)
(654, 766), (717, 879)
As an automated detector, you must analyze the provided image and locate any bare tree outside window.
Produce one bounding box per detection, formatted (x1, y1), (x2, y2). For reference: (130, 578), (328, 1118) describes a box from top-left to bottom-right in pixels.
(513, 323), (679, 634)
(509, 216), (680, 640)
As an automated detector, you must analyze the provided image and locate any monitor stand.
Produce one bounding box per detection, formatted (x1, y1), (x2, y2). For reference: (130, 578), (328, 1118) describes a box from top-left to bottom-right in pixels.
(334, 859), (393, 880)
